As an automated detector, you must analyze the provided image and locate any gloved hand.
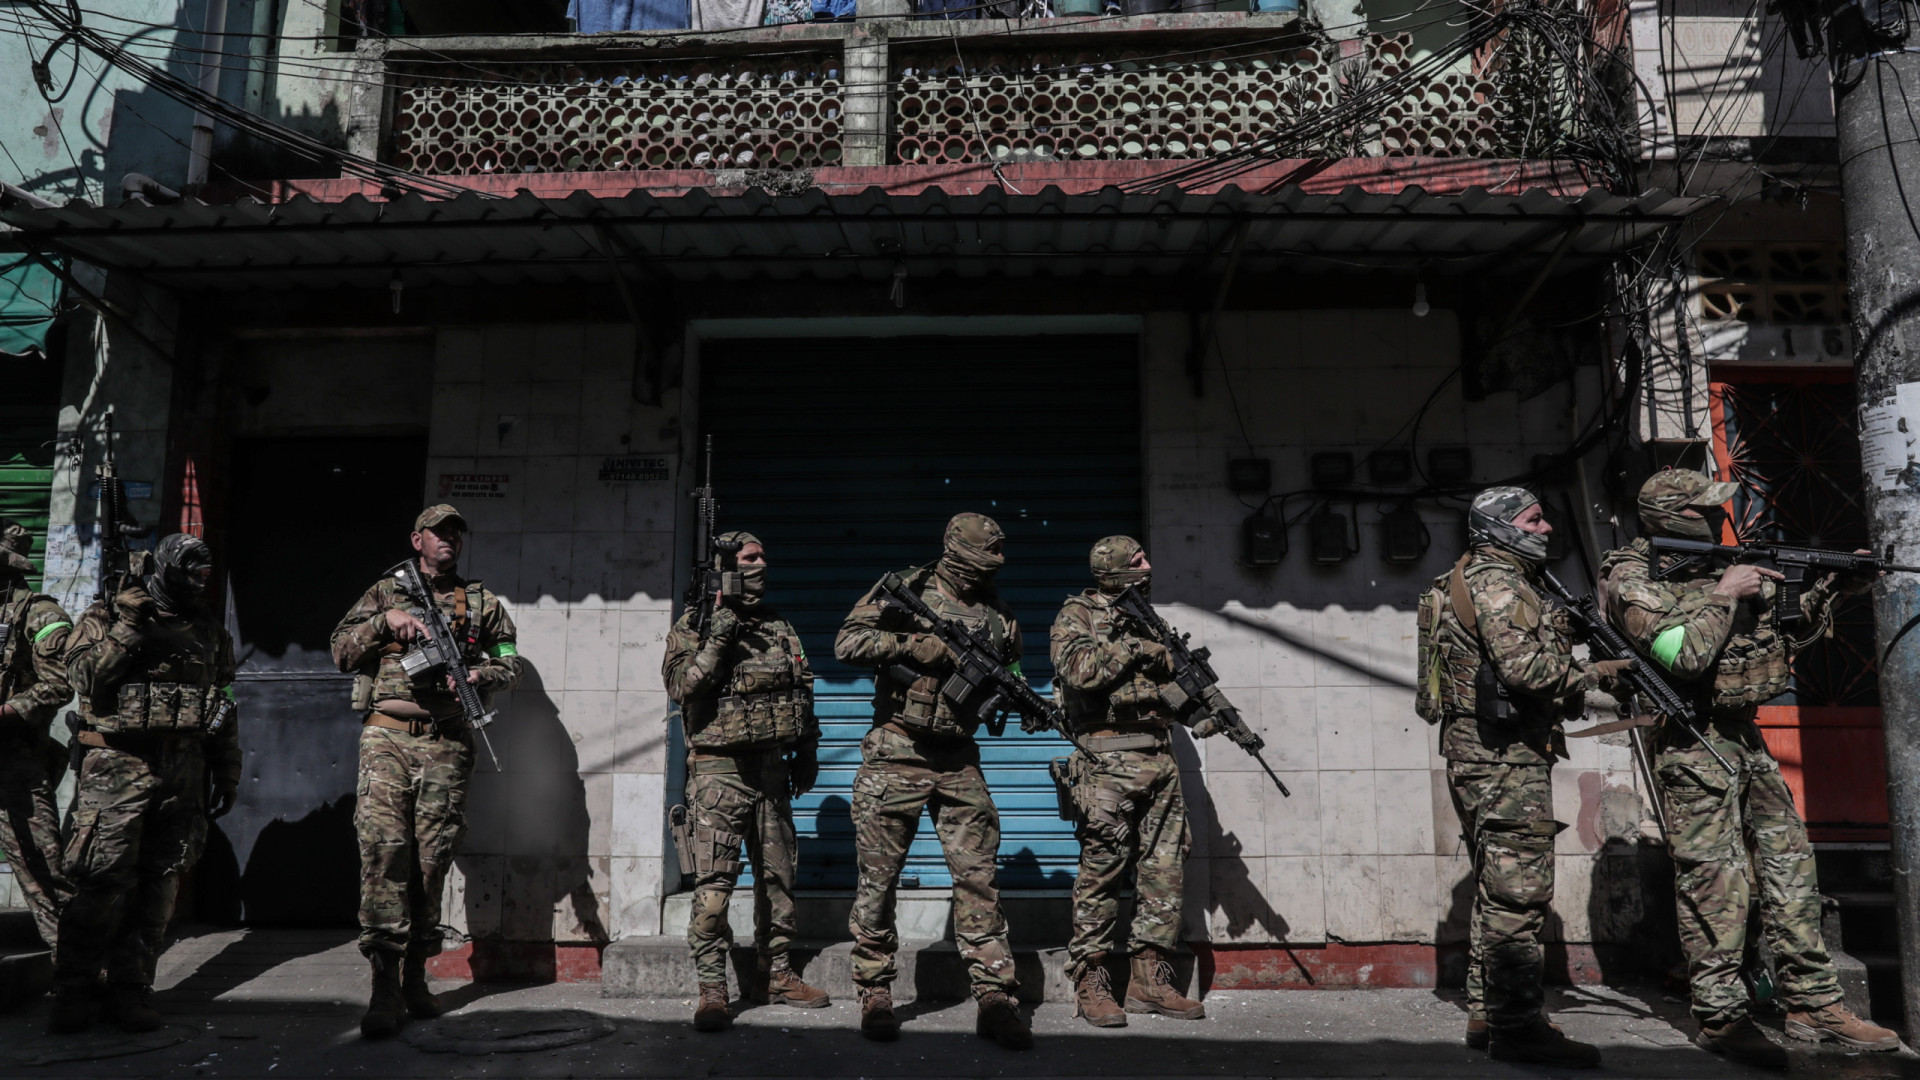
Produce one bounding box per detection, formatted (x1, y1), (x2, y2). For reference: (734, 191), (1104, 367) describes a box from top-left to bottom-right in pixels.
(207, 780), (238, 820)
(114, 584), (158, 629)
(905, 633), (951, 668)
(1589, 658), (1635, 694)
(706, 606), (741, 646)
(789, 741), (819, 799)
(1132, 639), (1174, 680)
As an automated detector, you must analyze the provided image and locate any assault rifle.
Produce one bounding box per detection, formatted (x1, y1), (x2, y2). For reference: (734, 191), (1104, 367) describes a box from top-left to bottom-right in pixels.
(873, 571), (1064, 737)
(1111, 586), (1290, 798)
(94, 413), (150, 602)
(684, 435), (742, 638)
(1650, 537), (1918, 623)
(390, 558), (502, 771)
(1538, 568), (1733, 776)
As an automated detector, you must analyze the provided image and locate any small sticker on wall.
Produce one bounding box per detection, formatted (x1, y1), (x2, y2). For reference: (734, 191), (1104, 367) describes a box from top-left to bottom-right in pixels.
(597, 455), (671, 484)
(440, 473), (511, 500)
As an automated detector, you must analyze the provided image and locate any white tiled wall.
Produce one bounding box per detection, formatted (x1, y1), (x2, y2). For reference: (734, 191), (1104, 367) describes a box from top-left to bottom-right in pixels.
(427, 324), (680, 945)
(1146, 310), (1651, 946)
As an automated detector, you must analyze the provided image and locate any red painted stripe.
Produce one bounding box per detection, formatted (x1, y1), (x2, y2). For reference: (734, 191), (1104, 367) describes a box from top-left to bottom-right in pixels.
(426, 943), (605, 983)
(212, 158), (1599, 206)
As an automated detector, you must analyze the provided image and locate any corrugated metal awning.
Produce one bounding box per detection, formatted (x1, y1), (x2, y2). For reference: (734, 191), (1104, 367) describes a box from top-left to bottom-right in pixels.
(0, 184), (1708, 292)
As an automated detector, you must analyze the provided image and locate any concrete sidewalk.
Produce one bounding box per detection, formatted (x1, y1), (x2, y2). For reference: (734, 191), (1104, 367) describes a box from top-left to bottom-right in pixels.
(0, 927), (1913, 1079)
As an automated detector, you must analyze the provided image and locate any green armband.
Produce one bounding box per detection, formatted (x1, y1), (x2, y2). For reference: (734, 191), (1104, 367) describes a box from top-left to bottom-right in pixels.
(219, 684), (236, 701)
(490, 642), (519, 659)
(1007, 659), (1025, 678)
(1650, 626), (1687, 669)
(33, 621), (71, 643)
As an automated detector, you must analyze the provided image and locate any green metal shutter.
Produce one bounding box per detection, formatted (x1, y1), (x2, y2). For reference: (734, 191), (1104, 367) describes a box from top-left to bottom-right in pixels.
(0, 346), (65, 591)
(700, 334), (1141, 888)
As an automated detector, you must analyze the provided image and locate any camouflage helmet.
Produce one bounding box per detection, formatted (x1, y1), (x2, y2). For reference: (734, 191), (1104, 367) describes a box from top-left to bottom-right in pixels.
(937, 512), (1005, 592)
(0, 518), (32, 577)
(1638, 469), (1739, 541)
(1467, 486), (1548, 563)
(1089, 535), (1148, 594)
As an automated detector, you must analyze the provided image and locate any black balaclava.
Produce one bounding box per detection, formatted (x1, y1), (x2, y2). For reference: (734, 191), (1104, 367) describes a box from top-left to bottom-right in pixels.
(145, 533), (213, 614)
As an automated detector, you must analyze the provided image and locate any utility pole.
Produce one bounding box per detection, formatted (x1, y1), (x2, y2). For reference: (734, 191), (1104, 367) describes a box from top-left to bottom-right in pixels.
(1842, 44), (1920, 1038)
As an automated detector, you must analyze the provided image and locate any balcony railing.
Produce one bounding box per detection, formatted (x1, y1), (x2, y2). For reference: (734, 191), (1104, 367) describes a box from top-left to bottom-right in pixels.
(359, 15), (1585, 178)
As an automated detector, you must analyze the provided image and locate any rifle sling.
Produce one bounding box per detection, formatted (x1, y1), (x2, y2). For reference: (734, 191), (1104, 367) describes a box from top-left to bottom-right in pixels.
(1448, 554), (1478, 637)
(1565, 714), (1656, 738)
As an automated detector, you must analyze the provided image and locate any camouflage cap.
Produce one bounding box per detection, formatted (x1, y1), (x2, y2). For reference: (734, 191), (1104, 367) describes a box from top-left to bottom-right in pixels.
(1638, 469), (1738, 540)
(414, 504), (469, 533)
(0, 518), (31, 576)
(1638, 469), (1740, 514)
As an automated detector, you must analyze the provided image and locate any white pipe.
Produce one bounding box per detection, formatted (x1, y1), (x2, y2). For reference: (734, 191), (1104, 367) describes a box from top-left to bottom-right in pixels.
(186, 0), (230, 186)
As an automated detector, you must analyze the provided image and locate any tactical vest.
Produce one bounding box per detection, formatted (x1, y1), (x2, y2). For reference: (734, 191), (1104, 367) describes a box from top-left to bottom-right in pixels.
(873, 567), (1011, 739)
(1415, 555), (1544, 726)
(84, 609), (229, 735)
(349, 580), (485, 712)
(683, 619), (811, 750)
(1059, 593), (1176, 733)
(1641, 548), (1792, 713)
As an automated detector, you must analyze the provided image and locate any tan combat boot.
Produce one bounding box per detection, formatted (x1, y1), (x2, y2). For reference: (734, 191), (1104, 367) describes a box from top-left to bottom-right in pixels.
(693, 981), (731, 1032)
(108, 984), (163, 1034)
(858, 985), (900, 1042)
(401, 951), (445, 1020)
(1488, 1016), (1600, 1068)
(1785, 1002), (1900, 1051)
(975, 991), (1034, 1050)
(1072, 954), (1127, 1029)
(359, 953), (406, 1039)
(1124, 946), (1205, 1020)
(757, 953), (830, 1008)
(1696, 1016), (1788, 1070)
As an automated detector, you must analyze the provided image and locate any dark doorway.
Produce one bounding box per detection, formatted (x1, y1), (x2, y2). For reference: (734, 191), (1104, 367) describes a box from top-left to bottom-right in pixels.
(197, 437), (426, 925)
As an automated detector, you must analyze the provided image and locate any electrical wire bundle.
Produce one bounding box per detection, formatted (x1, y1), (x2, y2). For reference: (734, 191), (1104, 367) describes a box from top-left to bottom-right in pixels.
(1120, 0), (1644, 195)
(17, 0), (479, 200)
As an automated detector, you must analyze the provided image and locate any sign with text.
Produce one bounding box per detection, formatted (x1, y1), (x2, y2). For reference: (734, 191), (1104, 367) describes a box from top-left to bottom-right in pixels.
(439, 473), (511, 501)
(598, 455), (672, 484)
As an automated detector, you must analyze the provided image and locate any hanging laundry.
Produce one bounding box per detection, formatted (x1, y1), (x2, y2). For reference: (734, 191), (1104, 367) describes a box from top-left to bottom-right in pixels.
(568, 0), (690, 31)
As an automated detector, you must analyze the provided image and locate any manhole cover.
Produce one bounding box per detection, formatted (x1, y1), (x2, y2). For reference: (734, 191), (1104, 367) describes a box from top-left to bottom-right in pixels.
(2, 1023), (199, 1066)
(405, 1009), (617, 1054)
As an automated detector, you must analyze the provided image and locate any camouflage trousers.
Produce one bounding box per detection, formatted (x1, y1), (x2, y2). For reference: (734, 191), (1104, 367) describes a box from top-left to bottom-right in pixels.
(848, 725), (1016, 997)
(354, 723), (472, 960)
(1067, 746), (1188, 971)
(1448, 760), (1559, 1031)
(0, 729), (69, 948)
(684, 749), (799, 985)
(1656, 716), (1841, 1026)
(55, 736), (209, 988)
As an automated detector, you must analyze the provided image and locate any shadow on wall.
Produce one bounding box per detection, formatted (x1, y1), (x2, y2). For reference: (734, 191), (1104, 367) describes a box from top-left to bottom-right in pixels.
(458, 660), (606, 980)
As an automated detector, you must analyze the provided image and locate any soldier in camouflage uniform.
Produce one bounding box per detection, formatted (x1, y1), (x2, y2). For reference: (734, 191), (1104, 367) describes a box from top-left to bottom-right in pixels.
(1599, 470), (1898, 1067)
(663, 531), (828, 1032)
(53, 533), (240, 1034)
(331, 504), (522, 1039)
(834, 513), (1032, 1050)
(1417, 488), (1625, 1068)
(0, 520), (74, 950)
(1051, 535), (1210, 1029)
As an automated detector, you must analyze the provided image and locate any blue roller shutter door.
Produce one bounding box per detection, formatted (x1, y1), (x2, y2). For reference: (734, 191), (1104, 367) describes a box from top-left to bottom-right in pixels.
(700, 334), (1141, 888)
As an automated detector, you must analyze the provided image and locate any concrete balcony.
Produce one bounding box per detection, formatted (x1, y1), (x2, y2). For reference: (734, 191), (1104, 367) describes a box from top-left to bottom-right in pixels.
(344, 12), (1565, 185)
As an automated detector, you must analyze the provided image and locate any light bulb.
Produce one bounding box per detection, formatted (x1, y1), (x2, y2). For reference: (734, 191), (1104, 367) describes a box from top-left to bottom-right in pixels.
(1411, 281), (1430, 318)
